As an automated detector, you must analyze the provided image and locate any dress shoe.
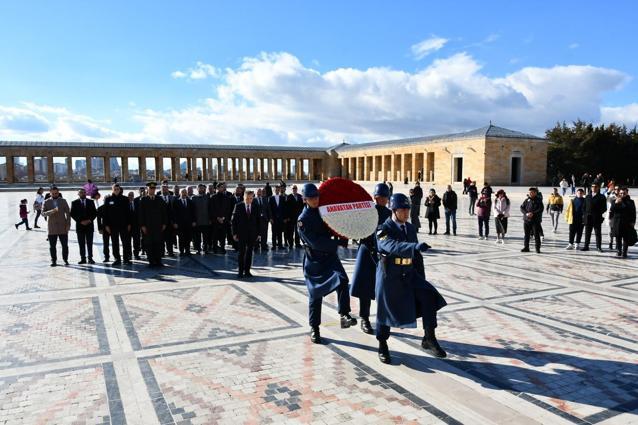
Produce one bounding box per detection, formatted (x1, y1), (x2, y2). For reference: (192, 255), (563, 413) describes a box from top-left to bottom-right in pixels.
(521, 248), (530, 252)
(443, 232), (450, 235)
(245, 272), (254, 278)
(103, 258), (110, 263)
(63, 260), (69, 266)
(422, 327), (447, 358)
(78, 259), (87, 265)
(237, 272), (244, 278)
(597, 248), (603, 253)
(536, 248), (541, 254)
(310, 327), (321, 344)
(88, 259), (95, 264)
(111, 260), (122, 266)
(616, 252), (623, 257)
(340, 314), (357, 328)
(34, 225), (40, 228)
(378, 340), (391, 364)
(579, 247), (589, 251)
(360, 318), (374, 334)
(50, 262), (57, 267)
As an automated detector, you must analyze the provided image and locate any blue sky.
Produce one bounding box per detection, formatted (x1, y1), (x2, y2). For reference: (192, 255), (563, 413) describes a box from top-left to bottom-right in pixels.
(1, 0), (637, 145)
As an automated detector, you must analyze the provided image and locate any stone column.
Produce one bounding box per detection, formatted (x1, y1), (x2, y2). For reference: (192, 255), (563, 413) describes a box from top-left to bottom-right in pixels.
(237, 158), (244, 181)
(66, 157), (73, 181)
(85, 155), (92, 181)
(389, 155), (395, 182)
(363, 156), (369, 181)
(139, 155), (146, 181)
(371, 155), (378, 182)
(252, 159), (258, 181)
(282, 158), (288, 180)
(155, 157), (162, 181)
(412, 152), (417, 182)
(6, 157), (15, 183)
(121, 157), (129, 182)
(309, 159), (315, 181)
(215, 157), (221, 180)
(26, 156), (35, 183)
(47, 156), (54, 182)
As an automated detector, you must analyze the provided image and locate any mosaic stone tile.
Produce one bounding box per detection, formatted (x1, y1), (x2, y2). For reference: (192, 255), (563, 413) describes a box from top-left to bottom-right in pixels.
(0, 297), (108, 368)
(0, 264), (95, 295)
(117, 285), (299, 349)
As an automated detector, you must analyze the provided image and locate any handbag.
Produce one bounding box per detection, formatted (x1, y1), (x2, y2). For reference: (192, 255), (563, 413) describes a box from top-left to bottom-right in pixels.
(628, 227), (638, 246)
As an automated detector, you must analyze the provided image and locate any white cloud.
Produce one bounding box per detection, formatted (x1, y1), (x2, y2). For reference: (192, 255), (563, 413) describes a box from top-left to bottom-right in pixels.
(171, 61), (220, 80)
(569, 42), (580, 49)
(600, 103), (638, 126)
(411, 36), (448, 60)
(2, 51), (637, 145)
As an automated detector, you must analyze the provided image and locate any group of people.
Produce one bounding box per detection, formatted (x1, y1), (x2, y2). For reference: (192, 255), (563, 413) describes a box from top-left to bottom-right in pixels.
(20, 180), (307, 273)
(298, 182), (447, 364)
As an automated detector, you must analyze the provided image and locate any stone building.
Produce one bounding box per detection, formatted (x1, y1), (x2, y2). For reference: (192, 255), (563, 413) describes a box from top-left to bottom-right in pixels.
(0, 124), (547, 186)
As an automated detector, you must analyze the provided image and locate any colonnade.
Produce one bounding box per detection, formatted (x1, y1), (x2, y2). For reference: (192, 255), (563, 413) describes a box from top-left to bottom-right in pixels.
(339, 151), (435, 182)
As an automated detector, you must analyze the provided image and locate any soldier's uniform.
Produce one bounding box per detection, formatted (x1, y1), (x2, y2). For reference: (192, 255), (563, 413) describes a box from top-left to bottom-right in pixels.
(350, 183), (392, 334)
(374, 193), (447, 363)
(297, 183), (356, 343)
(138, 182), (168, 267)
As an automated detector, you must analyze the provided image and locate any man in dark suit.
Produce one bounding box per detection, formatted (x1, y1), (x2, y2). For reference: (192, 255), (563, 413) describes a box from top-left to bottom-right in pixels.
(70, 188), (97, 264)
(288, 185), (305, 247)
(104, 184), (133, 266)
(173, 188), (196, 255)
(95, 192), (110, 262)
(159, 183), (176, 257)
(131, 187), (145, 259)
(269, 185), (286, 249)
(232, 190), (260, 277)
(210, 182), (231, 254)
(581, 183), (608, 252)
(254, 188), (270, 251)
(139, 182), (168, 267)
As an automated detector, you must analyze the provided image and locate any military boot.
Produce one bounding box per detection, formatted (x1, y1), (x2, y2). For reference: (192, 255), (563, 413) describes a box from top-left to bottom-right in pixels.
(378, 340), (391, 364)
(310, 326), (321, 344)
(422, 327), (447, 358)
(360, 317), (374, 334)
(340, 314), (357, 328)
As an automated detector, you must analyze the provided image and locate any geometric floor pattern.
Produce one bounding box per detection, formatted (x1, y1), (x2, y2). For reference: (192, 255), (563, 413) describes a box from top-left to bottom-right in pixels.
(0, 187), (637, 424)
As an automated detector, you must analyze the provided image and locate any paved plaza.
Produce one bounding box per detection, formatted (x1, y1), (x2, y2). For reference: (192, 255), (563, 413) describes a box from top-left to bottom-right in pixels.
(0, 187), (636, 424)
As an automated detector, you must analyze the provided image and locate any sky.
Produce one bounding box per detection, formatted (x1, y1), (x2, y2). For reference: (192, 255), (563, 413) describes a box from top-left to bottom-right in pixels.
(1, 0), (637, 146)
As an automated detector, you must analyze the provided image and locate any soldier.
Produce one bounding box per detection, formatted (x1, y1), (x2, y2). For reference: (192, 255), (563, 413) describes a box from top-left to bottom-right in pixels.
(211, 182), (231, 254)
(375, 193), (447, 364)
(350, 183), (392, 334)
(297, 183), (357, 344)
(138, 182), (168, 267)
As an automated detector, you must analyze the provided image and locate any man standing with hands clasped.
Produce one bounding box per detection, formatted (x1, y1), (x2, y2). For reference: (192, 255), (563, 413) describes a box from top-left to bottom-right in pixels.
(581, 183), (607, 252)
(42, 186), (72, 267)
(375, 193), (447, 364)
(232, 190), (260, 278)
(70, 188), (97, 264)
(520, 187), (544, 254)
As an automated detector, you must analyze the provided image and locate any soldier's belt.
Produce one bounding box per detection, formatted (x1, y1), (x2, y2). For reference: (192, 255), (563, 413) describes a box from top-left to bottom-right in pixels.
(394, 257), (412, 265)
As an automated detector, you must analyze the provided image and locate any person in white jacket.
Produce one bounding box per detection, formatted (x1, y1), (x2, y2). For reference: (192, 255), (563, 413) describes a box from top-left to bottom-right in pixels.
(493, 189), (511, 244)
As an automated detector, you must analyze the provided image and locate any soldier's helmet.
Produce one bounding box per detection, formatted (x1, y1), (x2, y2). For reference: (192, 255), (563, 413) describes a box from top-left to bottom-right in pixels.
(301, 183), (319, 198)
(373, 183), (390, 198)
(389, 193), (411, 210)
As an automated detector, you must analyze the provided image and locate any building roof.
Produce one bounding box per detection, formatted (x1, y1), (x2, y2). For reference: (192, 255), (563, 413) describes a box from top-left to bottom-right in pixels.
(0, 140), (327, 153)
(335, 124), (545, 152)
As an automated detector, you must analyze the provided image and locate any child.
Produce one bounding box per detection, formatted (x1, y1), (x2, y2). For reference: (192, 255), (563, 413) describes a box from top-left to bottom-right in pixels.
(15, 199), (32, 230)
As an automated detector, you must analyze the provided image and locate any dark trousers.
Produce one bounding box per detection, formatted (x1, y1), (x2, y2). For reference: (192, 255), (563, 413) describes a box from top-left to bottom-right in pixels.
(212, 220), (226, 251)
(193, 225), (210, 252)
(293, 221), (301, 246)
(469, 198), (477, 215)
(271, 220), (284, 248)
(584, 221), (602, 249)
(162, 227), (175, 255)
(101, 231), (110, 260)
(359, 297), (371, 319)
(15, 218), (29, 228)
(178, 228), (193, 254)
(444, 210), (457, 234)
(258, 220), (269, 249)
(144, 233), (163, 265)
(225, 222), (237, 250)
(284, 220), (294, 247)
(110, 228), (132, 261)
(130, 226), (141, 256)
(569, 220), (584, 244)
(495, 216), (508, 235)
(478, 216), (490, 237)
(308, 282), (351, 327)
(524, 221), (541, 250)
(34, 210), (42, 227)
(77, 229), (94, 260)
(427, 218), (438, 233)
(616, 231), (630, 256)
(376, 288), (438, 341)
(48, 234), (69, 262)
(238, 239), (255, 274)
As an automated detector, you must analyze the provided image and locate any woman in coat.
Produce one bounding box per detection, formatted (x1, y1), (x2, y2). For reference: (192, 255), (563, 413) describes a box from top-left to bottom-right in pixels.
(423, 189), (441, 234)
(493, 189), (510, 244)
(409, 189), (421, 231)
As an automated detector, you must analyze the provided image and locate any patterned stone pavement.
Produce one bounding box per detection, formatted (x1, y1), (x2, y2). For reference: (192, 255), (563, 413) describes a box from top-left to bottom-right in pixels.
(0, 187), (637, 424)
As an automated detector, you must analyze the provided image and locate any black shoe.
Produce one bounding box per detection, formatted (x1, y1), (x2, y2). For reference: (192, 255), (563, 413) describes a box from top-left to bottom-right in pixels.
(124, 260), (133, 265)
(50, 262), (57, 267)
(88, 259), (95, 264)
(597, 248), (603, 253)
(453, 231), (457, 236)
(245, 272), (254, 278)
(521, 248), (530, 252)
(378, 340), (391, 364)
(111, 260), (122, 266)
(34, 225), (40, 228)
(616, 252), (623, 257)
(443, 232), (450, 235)
(340, 314), (357, 328)
(422, 328), (447, 358)
(78, 259), (87, 265)
(103, 258), (110, 263)
(360, 318), (374, 335)
(580, 247), (589, 251)
(310, 327), (321, 344)
(237, 272), (244, 278)
(609, 243), (613, 250)
(536, 248), (541, 254)
(63, 260), (69, 266)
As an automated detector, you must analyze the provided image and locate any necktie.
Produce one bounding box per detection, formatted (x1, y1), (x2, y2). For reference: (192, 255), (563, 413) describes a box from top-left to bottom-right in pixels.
(130, 203), (133, 211)
(247, 205), (251, 216)
(400, 224), (407, 238)
(183, 199), (186, 207)
(82, 200), (85, 208)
